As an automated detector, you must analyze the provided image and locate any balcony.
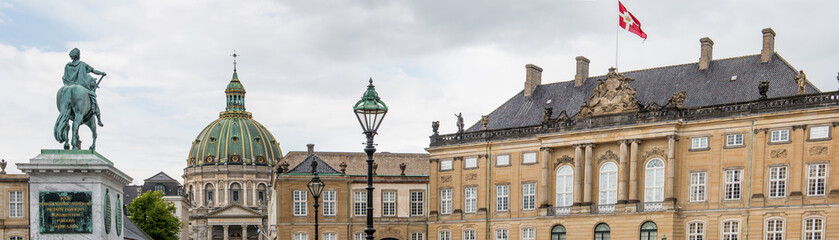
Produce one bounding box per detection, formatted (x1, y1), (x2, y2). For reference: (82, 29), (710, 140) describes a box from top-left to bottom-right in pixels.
(640, 202), (663, 212)
(550, 206), (571, 216)
(592, 204), (615, 214)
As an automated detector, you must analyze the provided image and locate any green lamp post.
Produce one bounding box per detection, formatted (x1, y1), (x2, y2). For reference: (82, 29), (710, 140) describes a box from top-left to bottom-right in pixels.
(352, 78), (388, 240)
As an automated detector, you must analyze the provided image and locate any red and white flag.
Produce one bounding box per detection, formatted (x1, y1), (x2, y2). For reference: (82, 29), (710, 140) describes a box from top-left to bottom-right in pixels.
(618, 1), (647, 39)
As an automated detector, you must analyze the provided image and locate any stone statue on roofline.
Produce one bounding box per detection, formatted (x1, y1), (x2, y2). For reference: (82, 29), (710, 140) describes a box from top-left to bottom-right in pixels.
(578, 67), (639, 118)
(54, 48), (108, 150)
(759, 81), (770, 99)
(455, 112), (464, 134)
(794, 70), (807, 95)
(668, 91), (686, 109)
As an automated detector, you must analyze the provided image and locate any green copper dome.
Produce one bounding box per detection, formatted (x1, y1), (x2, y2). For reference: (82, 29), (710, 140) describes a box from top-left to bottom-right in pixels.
(186, 70), (282, 167)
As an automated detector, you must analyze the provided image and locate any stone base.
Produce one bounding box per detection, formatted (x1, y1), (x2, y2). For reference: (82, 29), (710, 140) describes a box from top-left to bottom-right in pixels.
(17, 149), (132, 240)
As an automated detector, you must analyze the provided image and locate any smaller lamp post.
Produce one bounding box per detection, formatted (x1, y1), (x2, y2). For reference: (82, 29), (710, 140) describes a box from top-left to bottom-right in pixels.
(353, 78), (388, 240)
(307, 161), (325, 240)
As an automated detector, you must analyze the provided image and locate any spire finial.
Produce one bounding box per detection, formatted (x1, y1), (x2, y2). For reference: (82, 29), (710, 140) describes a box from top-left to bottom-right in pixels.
(368, 77), (374, 87)
(231, 50), (239, 72)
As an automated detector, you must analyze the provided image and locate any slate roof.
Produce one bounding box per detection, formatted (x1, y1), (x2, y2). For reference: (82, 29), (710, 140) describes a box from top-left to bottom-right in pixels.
(466, 53), (820, 132)
(144, 172), (179, 183)
(124, 214), (154, 240)
(283, 151), (430, 176)
(288, 154), (341, 174)
(123, 185), (142, 207)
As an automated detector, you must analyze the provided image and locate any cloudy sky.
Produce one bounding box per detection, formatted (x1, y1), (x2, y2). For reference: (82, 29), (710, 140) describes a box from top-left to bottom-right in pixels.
(1, 0), (837, 184)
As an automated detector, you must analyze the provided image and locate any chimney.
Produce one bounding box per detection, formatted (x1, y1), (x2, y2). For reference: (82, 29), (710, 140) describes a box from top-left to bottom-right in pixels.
(698, 37), (714, 71)
(761, 28), (775, 63)
(524, 64), (543, 97)
(306, 144), (314, 155)
(574, 56), (590, 87)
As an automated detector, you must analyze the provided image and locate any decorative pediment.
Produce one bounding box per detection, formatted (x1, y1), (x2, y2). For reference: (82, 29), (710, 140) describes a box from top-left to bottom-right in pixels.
(598, 150), (618, 163)
(578, 67), (639, 118)
(207, 204), (264, 218)
(554, 155), (574, 169)
(642, 147), (666, 160)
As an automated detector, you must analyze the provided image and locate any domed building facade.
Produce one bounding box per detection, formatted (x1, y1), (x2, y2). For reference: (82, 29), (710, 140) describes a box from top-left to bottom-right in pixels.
(184, 68), (281, 240)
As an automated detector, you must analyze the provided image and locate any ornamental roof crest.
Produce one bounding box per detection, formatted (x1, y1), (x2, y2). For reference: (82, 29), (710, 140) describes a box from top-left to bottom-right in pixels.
(578, 67), (639, 118)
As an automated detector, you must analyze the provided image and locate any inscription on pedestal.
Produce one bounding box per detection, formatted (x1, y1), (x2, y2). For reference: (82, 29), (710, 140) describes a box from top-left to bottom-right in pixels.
(39, 191), (93, 234)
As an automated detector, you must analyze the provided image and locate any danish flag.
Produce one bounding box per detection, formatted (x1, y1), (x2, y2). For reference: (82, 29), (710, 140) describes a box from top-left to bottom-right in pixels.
(618, 1), (647, 39)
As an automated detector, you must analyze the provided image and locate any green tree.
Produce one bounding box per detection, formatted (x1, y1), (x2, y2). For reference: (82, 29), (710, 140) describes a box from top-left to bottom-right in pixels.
(127, 190), (181, 240)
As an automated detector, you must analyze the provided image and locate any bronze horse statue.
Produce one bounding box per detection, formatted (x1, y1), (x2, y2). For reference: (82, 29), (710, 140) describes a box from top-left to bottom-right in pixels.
(54, 77), (101, 150)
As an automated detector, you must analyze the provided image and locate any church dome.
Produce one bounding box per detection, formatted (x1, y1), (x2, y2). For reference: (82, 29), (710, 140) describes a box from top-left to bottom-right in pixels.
(186, 70), (282, 167)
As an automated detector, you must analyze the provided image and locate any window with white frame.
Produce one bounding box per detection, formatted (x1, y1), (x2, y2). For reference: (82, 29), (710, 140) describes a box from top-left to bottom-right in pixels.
(521, 228), (535, 240)
(804, 217), (824, 240)
(410, 191), (424, 216)
(690, 172), (707, 202)
(323, 232), (337, 240)
(410, 232), (425, 240)
(382, 191), (396, 216)
(688, 221), (705, 240)
(724, 169), (743, 200)
(353, 191), (367, 216)
(496, 185), (509, 211)
(496, 155), (510, 166)
(354, 232), (364, 240)
(463, 230), (476, 240)
(323, 190), (336, 216)
(293, 232), (308, 240)
(522, 183), (536, 210)
(765, 218), (785, 240)
(439, 230), (451, 240)
(9, 191), (23, 218)
(464, 187), (477, 213)
(770, 129), (790, 142)
(440, 189), (452, 214)
(691, 137), (709, 149)
(810, 126), (830, 140)
(807, 164), (827, 196)
(556, 165), (574, 207)
(10, 237), (24, 240)
(722, 220), (740, 240)
(464, 157), (478, 168)
(293, 190), (307, 216)
(769, 166), (787, 198)
(645, 158), (665, 202)
(522, 152), (537, 164)
(726, 134), (744, 146)
(440, 159), (453, 171)
(599, 162), (618, 205)
(495, 229), (509, 240)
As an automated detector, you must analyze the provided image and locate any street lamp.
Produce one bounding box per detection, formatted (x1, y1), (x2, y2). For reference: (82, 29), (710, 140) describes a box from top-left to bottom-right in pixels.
(352, 78), (388, 240)
(307, 161), (325, 240)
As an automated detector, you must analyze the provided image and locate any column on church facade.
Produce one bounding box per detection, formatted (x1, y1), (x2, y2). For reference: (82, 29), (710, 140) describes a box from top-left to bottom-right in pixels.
(223, 225), (229, 240)
(583, 144), (594, 204)
(618, 140), (629, 203)
(629, 139), (641, 202)
(573, 145), (584, 204)
(540, 147), (551, 208)
(665, 135), (678, 201)
(207, 225), (213, 240)
(241, 225), (248, 240)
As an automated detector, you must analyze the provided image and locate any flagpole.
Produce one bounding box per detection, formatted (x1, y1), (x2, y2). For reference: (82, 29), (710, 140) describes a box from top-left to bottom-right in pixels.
(615, 0), (620, 70)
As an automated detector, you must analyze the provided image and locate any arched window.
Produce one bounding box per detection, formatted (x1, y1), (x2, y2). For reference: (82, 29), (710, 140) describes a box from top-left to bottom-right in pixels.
(640, 221), (657, 240)
(599, 162), (618, 205)
(721, 220), (740, 240)
(765, 217), (785, 240)
(230, 183), (242, 204)
(556, 166), (574, 207)
(204, 183), (215, 206)
(257, 183), (267, 203)
(688, 221), (705, 240)
(551, 225), (566, 240)
(645, 158), (665, 202)
(594, 223), (610, 240)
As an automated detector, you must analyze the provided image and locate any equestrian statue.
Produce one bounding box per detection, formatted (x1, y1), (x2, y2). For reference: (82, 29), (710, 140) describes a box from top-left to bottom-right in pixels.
(54, 48), (107, 150)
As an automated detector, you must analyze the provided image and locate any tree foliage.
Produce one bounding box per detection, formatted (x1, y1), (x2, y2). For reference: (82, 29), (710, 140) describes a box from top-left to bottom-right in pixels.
(127, 190), (181, 240)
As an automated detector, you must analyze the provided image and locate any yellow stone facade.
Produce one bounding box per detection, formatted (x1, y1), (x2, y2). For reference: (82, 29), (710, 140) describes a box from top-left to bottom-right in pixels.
(426, 105), (839, 239)
(0, 173), (29, 240)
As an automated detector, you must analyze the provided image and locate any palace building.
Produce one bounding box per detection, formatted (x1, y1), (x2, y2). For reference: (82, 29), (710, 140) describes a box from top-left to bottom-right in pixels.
(425, 28), (839, 239)
(273, 144), (429, 240)
(0, 164), (28, 240)
(183, 68), (282, 240)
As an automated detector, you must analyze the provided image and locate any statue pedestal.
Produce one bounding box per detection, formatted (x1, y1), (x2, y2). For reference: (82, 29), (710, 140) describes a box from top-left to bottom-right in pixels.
(17, 149), (132, 240)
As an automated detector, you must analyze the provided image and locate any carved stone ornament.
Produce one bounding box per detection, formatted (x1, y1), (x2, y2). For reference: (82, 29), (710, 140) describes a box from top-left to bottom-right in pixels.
(598, 150), (619, 163)
(770, 149), (788, 159)
(481, 115), (489, 131)
(399, 163), (407, 175)
(0, 159), (6, 174)
(441, 175), (452, 183)
(759, 81), (770, 99)
(642, 146), (667, 159)
(809, 146), (828, 156)
(542, 107), (553, 124)
(577, 67), (640, 118)
(555, 155), (574, 169)
(465, 173), (478, 181)
(432, 121), (440, 135)
(668, 91), (687, 109)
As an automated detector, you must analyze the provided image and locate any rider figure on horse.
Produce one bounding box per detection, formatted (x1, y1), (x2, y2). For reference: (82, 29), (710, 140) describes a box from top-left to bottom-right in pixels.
(62, 48), (106, 126)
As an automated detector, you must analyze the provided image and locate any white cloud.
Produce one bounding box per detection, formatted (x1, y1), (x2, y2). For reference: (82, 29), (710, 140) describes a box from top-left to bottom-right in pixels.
(1, 0), (838, 184)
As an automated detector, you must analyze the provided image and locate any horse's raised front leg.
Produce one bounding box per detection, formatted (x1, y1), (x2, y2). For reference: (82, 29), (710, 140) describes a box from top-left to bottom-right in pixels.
(86, 120), (97, 150)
